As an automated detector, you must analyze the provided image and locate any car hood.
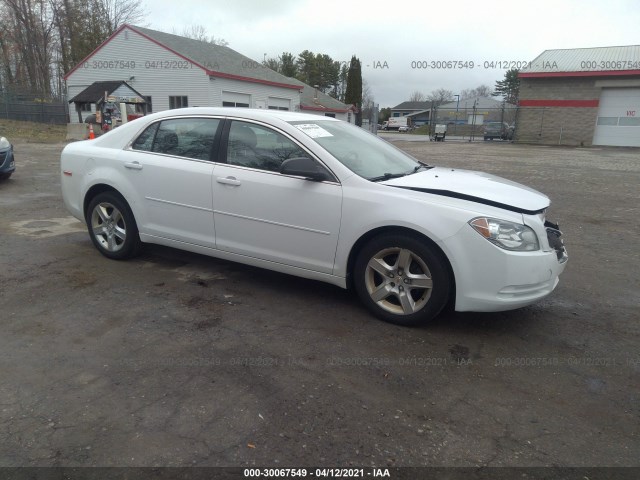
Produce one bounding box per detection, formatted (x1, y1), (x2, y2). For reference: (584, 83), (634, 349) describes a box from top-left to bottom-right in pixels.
(380, 167), (549, 214)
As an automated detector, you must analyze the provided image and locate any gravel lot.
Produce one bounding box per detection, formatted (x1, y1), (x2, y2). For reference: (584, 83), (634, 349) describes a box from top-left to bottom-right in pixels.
(0, 139), (639, 469)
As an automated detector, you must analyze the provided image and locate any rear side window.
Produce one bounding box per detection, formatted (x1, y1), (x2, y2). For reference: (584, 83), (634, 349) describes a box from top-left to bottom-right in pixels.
(132, 118), (220, 161)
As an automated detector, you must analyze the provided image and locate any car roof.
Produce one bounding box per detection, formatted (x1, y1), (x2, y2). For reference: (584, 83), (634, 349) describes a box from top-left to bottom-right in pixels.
(141, 107), (340, 124)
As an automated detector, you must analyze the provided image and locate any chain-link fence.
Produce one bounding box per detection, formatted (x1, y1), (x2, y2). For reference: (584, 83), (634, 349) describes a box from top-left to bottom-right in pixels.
(425, 105), (518, 141)
(0, 91), (69, 124)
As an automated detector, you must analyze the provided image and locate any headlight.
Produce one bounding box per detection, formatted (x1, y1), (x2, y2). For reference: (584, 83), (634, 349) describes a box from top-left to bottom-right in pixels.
(0, 137), (10, 149)
(469, 217), (539, 251)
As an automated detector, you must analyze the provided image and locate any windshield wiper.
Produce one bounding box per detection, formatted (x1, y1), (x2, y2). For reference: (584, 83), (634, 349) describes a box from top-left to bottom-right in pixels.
(412, 163), (432, 173)
(369, 164), (432, 182)
(369, 172), (409, 182)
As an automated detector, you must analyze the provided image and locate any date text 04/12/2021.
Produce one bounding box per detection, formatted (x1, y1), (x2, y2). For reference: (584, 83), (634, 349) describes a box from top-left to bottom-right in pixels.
(243, 468), (391, 478)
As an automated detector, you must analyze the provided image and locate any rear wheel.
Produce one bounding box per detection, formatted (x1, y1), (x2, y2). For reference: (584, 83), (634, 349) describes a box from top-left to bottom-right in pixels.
(86, 191), (141, 260)
(354, 234), (451, 326)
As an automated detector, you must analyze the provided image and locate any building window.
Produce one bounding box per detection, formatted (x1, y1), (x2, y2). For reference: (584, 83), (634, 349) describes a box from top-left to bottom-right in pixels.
(324, 113), (336, 118)
(80, 103), (92, 112)
(169, 96), (188, 109)
(144, 96), (152, 113)
(618, 117), (640, 127)
(596, 117), (618, 126)
(267, 97), (291, 111)
(223, 101), (250, 108)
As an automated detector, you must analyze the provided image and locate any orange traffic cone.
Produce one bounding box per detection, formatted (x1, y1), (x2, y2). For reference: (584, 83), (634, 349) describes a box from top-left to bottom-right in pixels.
(88, 123), (96, 140)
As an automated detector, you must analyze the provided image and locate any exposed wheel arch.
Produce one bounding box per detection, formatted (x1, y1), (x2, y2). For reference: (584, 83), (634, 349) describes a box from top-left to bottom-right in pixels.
(83, 184), (123, 219)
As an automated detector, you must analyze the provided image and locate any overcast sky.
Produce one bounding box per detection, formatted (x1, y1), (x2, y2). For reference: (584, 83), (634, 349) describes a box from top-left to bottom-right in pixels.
(144, 0), (640, 107)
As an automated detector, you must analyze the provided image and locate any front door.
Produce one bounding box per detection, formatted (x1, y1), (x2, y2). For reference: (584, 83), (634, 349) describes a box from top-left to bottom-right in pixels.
(212, 120), (342, 274)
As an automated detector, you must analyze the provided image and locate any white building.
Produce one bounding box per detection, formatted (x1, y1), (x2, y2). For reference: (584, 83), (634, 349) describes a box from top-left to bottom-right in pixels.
(65, 25), (353, 124)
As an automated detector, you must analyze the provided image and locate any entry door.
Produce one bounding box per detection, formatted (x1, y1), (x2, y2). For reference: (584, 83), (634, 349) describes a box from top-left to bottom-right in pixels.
(121, 117), (221, 247)
(212, 120), (342, 274)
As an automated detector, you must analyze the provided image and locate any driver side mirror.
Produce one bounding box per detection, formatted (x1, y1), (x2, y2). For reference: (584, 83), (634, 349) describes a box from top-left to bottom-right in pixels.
(280, 157), (330, 182)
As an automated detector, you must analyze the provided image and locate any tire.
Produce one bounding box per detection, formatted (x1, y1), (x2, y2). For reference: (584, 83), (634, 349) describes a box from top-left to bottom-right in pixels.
(86, 191), (141, 260)
(0, 172), (12, 180)
(353, 234), (451, 326)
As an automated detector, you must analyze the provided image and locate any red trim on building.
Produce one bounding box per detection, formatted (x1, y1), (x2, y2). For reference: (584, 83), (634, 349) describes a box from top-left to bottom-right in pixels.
(206, 70), (302, 90)
(299, 105), (351, 113)
(519, 70), (640, 78)
(519, 99), (599, 108)
(64, 25), (302, 91)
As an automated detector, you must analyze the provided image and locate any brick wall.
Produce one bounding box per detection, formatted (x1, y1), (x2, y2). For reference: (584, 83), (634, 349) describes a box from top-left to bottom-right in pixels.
(515, 77), (600, 146)
(515, 106), (599, 146)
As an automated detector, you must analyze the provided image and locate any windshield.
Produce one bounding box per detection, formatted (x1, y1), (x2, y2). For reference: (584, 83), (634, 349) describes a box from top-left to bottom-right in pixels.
(289, 120), (424, 180)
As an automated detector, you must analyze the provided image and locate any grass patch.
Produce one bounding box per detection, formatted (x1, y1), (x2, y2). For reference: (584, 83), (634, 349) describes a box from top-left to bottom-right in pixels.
(410, 125), (431, 135)
(0, 119), (67, 143)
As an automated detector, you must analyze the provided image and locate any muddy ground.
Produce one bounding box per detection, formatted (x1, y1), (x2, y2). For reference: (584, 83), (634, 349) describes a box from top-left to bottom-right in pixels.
(0, 139), (638, 469)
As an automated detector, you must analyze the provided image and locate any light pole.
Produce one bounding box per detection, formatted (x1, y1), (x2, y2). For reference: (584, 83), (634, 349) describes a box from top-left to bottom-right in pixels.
(454, 94), (460, 135)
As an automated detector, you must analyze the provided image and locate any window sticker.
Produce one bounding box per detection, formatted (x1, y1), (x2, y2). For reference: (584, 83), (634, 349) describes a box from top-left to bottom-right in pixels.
(294, 124), (333, 138)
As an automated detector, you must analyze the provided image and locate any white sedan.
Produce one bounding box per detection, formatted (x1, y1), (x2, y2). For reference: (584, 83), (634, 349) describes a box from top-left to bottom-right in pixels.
(60, 108), (567, 326)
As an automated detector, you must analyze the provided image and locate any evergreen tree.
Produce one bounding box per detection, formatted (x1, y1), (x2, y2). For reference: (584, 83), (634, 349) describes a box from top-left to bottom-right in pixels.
(493, 69), (520, 104)
(280, 52), (296, 77)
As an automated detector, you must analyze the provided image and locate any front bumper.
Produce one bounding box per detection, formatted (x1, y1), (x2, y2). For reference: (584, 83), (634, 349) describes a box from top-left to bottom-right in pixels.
(441, 219), (568, 312)
(0, 147), (15, 175)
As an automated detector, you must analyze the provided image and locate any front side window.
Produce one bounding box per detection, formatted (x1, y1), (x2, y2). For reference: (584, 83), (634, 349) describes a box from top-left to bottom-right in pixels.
(132, 118), (220, 160)
(226, 121), (311, 172)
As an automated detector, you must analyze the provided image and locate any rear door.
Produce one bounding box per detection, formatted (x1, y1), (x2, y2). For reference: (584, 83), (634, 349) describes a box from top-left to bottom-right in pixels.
(120, 117), (222, 247)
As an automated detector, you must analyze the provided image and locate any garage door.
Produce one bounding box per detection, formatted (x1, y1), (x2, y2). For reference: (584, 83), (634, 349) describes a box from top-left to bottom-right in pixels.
(593, 88), (640, 147)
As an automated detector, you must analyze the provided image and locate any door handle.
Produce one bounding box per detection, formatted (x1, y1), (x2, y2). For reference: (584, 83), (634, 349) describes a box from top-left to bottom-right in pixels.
(124, 161), (143, 170)
(216, 176), (241, 186)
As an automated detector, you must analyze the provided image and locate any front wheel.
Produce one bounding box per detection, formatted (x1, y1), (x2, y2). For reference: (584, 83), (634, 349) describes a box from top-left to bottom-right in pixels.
(86, 191), (141, 260)
(353, 234), (451, 326)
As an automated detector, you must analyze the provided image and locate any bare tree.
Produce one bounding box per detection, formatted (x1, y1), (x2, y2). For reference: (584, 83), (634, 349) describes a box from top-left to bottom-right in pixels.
(361, 79), (377, 126)
(1, 0), (147, 95)
(460, 88), (475, 100)
(427, 88), (453, 106)
(177, 24), (228, 46)
(460, 84), (493, 99)
(101, 0), (146, 32)
(474, 84), (492, 97)
(408, 90), (425, 102)
(3, 0), (56, 94)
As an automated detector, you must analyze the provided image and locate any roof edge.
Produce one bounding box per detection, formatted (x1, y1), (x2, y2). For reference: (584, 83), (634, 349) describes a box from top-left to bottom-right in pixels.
(519, 69), (640, 78)
(300, 104), (352, 113)
(207, 70), (302, 90)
